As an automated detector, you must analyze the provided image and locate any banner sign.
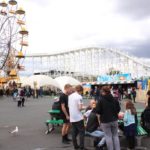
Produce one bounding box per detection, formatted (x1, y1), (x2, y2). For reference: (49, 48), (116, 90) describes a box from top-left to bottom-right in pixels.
(97, 73), (132, 83)
(137, 80), (148, 90)
(97, 75), (113, 82)
(142, 79), (147, 90)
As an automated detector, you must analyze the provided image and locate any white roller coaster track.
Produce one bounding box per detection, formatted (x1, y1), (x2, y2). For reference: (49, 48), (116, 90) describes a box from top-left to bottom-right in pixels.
(26, 47), (150, 70)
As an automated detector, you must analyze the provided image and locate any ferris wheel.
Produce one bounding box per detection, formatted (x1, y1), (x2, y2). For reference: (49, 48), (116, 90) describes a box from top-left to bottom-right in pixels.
(0, 0), (28, 77)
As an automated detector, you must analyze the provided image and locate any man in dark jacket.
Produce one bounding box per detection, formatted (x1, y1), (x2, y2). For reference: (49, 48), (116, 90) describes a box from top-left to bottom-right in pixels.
(96, 86), (121, 150)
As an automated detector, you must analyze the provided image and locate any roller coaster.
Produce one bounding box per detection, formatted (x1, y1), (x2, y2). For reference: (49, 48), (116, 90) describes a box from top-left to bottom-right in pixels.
(25, 47), (150, 81)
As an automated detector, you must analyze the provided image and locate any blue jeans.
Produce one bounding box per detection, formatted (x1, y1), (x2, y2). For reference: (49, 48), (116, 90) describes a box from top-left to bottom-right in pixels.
(86, 130), (106, 146)
(101, 121), (120, 150)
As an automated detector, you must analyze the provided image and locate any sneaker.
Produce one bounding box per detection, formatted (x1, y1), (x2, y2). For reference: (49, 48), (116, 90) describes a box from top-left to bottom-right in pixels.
(74, 146), (80, 150)
(65, 135), (72, 142)
(62, 135), (70, 144)
(95, 146), (103, 150)
(66, 138), (72, 142)
(62, 140), (70, 144)
(80, 148), (88, 150)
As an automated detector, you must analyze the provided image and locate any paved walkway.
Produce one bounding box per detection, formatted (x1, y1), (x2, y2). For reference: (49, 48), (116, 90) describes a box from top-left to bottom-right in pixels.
(0, 96), (149, 150)
(0, 96), (66, 150)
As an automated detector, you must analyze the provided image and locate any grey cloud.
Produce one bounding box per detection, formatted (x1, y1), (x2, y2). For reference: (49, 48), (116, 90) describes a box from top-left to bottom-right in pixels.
(128, 42), (150, 58)
(114, 0), (150, 20)
(98, 39), (150, 58)
(120, 39), (150, 58)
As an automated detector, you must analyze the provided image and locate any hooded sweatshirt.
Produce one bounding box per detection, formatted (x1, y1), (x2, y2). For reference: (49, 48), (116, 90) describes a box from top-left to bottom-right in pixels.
(96, 94), (120, 123)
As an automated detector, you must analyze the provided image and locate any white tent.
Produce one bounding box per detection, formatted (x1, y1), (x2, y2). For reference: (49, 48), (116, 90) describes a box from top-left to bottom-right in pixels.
(18, 76), (29, 84)
(54, 76), (81, 91)
(22, 75), (59, 89)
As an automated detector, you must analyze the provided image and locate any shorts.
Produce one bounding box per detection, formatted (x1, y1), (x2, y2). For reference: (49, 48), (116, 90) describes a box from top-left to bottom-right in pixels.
(61, 114), (70, 124)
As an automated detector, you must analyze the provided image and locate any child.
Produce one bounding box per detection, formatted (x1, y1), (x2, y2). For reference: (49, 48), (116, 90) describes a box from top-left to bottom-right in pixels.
(123, 100), (137, 150)
(17, 95), (22, 107)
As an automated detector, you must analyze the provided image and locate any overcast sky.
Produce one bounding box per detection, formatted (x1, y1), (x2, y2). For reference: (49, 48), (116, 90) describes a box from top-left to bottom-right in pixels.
(20, 0), (150, 58)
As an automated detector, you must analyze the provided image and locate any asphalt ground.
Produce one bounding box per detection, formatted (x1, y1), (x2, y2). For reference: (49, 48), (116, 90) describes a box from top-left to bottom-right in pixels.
(0, 96), (149, 150)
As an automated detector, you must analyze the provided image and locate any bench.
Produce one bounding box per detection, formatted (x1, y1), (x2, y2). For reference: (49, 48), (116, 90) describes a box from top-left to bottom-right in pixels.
(137, 109), (144, 114)
(48, 109), (60, 114)
(45, 109), (63, 134)
(84, 132), (107, 149)
(135, 112), (148, 149)
(135, 125), (147, 150)
(134, 110), (148, 149)
(84, 134), (96, 147)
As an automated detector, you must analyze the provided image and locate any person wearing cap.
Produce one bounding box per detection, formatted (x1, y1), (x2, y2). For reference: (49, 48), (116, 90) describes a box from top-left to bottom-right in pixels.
(96, 86), (121, 150)
(60, 84), (72, 144)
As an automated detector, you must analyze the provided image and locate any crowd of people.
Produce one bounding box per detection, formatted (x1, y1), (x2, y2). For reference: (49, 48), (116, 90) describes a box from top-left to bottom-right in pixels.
(0, 84), (59, 99)
(0, 84), (32, 97)
(89, 86), (137, 103)
(1, 81), (150, 149)
(55, 84), (150, 150)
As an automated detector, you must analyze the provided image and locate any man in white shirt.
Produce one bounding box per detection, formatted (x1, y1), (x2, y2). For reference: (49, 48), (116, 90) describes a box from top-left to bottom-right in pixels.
(68, 85), (87, 150)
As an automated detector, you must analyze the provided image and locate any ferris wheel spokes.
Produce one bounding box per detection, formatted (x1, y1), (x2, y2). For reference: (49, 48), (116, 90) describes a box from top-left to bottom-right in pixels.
(0, 0), (28, 77)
